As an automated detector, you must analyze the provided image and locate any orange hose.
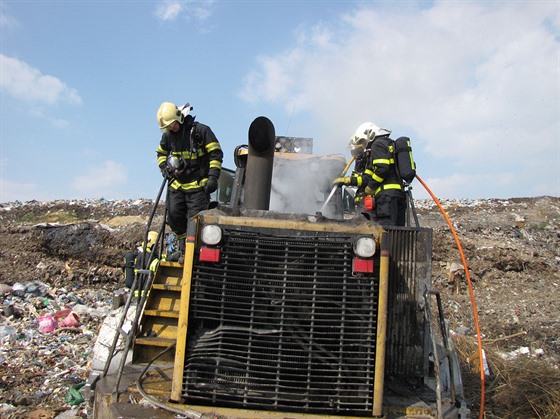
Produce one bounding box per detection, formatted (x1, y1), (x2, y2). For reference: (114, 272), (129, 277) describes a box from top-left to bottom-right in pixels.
(415, 175), (485, 419)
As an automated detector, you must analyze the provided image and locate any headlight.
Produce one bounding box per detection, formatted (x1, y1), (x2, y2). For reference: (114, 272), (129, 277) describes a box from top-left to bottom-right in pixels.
(353, 237), (376, 258)
(201, 225), (222, 245)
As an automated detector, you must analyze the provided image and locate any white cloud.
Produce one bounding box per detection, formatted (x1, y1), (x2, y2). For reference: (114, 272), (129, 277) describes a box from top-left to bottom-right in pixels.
(154, 0), (214, 22)
(71, 161), (127, 197)
(28, 107), (71, 129)
(191, 0), (214, 21)
(0, 159), (129, 203)
(0, 178), (41, 203)
(155, 1), (184, 21)
(0, 54), (82, 105)
(414, 172), (516, 200)
(239, 1), (559, 198)
(0, 4), (19, 29)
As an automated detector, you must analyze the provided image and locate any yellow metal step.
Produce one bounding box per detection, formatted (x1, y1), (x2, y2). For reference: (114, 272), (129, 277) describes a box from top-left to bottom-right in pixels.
(144, 309), (179, 318)
(158, 261), (182, 268)
(135, 336), (176, 348)
(140, 317), (178, 339)
(152, 283), (182, 292)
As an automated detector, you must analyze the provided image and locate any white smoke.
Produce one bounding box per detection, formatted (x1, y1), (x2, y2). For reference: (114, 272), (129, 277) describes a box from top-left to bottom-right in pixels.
(269, 153), (347, 218)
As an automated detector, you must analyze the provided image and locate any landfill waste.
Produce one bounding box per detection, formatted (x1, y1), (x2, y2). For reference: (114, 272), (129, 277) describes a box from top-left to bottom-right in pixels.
(65, 383), (85, 406)
(0, 196), (558, 418)
(38, 314), (57, 333)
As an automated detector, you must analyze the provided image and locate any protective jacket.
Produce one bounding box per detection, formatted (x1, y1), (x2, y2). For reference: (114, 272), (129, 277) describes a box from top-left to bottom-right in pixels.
(365, 135), (404, 197)
(348, 146), (372, 202)
(156, 115), (223, 191)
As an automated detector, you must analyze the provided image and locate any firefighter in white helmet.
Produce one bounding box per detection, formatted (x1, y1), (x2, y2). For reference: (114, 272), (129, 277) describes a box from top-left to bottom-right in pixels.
(334, 122), (406, 226)
(156, 102), (223, 258)
(333, 122), (381, 191)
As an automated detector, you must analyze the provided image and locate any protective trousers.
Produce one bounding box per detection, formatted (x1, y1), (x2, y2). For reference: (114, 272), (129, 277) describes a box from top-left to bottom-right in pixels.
(167, 187), (209, 235)
(374, 192), (407, 227)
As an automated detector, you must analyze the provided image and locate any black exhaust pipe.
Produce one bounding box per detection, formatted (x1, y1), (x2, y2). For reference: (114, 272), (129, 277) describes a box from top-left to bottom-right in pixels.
(244, 116), (275, 210)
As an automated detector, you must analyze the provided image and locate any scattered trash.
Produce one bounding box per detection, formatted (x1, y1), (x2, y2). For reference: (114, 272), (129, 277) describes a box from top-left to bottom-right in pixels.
(0, 325), (17, 341)
(65, 383), (85, 406)
(0, 277), (116, 417)
(498, 346), (546, 361)
(61, 311), (80, 328)
(53, 309), (81, 328)
(38, 314), (57, 333)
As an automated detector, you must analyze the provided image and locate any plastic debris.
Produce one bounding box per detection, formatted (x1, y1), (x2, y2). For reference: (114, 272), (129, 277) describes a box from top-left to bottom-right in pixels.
(65, 383), (85, 406)
(38, 314), (57, 333)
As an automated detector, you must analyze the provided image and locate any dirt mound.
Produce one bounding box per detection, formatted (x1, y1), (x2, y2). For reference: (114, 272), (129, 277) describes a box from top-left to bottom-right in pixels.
(0, 196), (559, 418)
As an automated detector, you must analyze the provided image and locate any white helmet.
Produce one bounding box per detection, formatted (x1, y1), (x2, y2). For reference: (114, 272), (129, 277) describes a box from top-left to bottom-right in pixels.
(355, 122), (391, 141)
(349, 122), (391, 157)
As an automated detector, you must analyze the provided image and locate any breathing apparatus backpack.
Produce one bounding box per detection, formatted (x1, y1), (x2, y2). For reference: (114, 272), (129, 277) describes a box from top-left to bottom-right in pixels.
(394, 136), (416, 183)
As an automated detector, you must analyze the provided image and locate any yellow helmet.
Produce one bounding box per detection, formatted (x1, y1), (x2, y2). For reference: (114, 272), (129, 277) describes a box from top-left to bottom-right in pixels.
(147, 231), (158, 248)
(157, 102), (184, 131)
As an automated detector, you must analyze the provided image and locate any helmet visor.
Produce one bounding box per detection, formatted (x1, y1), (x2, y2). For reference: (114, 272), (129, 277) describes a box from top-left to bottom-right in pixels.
(350, 145), (365, 158)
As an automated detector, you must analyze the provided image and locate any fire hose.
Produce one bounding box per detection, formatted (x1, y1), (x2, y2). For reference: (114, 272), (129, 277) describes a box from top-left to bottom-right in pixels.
(320, 156), (355, 213)
(416, 174), (485, 419)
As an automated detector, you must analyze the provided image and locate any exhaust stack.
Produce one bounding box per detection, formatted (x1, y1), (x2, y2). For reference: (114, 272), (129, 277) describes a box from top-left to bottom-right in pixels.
(244, 117), (275, 210)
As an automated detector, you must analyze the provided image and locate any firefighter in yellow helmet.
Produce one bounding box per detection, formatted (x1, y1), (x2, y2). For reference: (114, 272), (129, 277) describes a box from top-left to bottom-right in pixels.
(123, 231), (160, 289)
(156, 102), (223, 257)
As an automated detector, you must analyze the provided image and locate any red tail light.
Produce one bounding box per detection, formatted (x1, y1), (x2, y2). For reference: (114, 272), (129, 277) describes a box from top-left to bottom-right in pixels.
(353, 257), (374, 273)
(199, 247), (221, 263)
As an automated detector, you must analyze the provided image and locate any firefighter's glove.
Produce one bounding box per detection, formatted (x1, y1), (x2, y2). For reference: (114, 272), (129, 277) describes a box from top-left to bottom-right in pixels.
(364, 185), (375, 196)
(333, 176), (352, 186)
(160, 164), (174, 180)
(204, 177), (218, 194)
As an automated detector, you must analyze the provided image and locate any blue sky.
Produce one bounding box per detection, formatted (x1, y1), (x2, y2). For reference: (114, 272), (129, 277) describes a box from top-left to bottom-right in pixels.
(1, 0), (558, 203)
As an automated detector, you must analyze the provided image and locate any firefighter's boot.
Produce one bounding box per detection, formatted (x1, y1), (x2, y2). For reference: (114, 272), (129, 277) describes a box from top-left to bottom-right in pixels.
(167, 236), (186, 263)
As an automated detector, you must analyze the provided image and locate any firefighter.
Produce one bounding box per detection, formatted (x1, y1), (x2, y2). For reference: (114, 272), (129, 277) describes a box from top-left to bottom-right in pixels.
(334, 122), (406, 226)
(156, 102), (223, 258)
(124, 231), (159, 289)
(362, 122), (406, 226)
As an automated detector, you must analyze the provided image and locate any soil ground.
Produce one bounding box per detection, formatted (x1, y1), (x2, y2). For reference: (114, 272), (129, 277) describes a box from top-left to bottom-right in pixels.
(0, 196), (559, 418)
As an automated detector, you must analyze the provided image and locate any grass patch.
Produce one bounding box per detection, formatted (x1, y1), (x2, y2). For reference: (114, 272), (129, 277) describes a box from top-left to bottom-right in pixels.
(529, 221), (549, 231)
(21, 210), (81, 224)
(453, 335), (560, 418)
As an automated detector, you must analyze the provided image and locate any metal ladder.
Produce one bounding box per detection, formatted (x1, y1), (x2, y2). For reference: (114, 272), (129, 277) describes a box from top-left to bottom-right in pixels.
(99, 178), (169, 398)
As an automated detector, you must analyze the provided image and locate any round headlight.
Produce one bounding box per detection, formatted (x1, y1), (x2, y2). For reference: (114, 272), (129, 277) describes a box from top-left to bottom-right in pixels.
(353, 237), (376, 258)
(201, 225), (222, 245)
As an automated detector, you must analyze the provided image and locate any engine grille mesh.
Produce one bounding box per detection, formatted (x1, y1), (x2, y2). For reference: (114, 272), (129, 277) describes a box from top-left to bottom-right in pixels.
(385, 227), (432, 379)
(182, 228), (379, 415)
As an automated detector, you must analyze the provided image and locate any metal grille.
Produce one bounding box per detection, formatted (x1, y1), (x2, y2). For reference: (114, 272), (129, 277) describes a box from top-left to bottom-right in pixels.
(182, 227), (379, 416)
(385, 227), (433, 379)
